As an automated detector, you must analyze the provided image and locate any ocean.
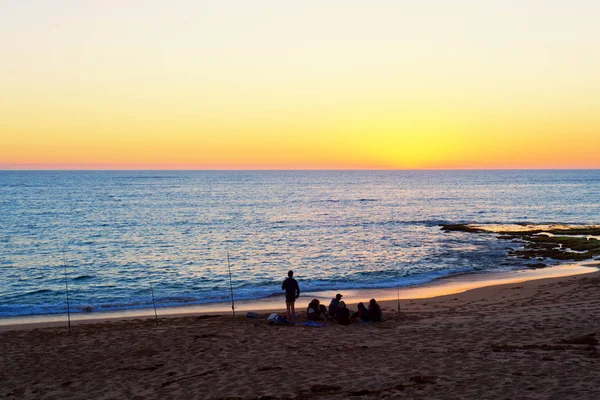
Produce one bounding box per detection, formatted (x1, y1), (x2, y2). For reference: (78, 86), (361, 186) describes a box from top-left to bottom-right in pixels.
(1, 170), (599, 317)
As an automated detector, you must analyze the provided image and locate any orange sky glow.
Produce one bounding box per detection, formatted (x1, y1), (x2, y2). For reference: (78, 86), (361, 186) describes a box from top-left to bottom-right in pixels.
(1, 1), (599, 170)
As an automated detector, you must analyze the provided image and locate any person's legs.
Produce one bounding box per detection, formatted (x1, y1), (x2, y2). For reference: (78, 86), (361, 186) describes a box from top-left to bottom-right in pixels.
(290, 302), (296, 322)
(286, 302), (292, 321)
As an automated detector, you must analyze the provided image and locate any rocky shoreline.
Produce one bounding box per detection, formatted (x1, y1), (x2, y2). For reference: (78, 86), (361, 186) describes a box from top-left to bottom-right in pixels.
(442, 224), (600, 266)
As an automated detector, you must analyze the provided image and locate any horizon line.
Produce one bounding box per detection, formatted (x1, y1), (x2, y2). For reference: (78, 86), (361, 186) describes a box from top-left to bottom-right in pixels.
(2, 168), (600, 172)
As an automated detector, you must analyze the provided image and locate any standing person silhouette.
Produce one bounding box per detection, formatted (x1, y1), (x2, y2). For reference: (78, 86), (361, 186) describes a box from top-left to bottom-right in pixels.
(281, 270), (300, 322)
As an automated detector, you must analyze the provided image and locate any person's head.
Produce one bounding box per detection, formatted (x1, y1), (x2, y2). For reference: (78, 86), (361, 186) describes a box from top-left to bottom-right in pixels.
(288, 270), (293, 278)
(338, 301), (346, 308)
(358, 302), (366, 310)
(369, 298), (377, 306)
(309, 298), (319, 307)
(335, 293), (343, 300)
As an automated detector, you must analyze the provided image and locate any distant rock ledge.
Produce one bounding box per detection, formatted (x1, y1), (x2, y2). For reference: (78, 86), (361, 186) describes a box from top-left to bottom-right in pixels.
(441, 224), (600, 263)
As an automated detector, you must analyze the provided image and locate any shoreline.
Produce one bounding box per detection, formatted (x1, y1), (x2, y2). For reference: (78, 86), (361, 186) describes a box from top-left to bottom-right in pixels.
(3, 261), (600, 399)
(1, 261), (598, 331)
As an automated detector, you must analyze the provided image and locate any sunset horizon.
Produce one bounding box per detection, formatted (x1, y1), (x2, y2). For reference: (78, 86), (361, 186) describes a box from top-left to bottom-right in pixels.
(2, 1), (599, 170)
(3, 166), (600, 171)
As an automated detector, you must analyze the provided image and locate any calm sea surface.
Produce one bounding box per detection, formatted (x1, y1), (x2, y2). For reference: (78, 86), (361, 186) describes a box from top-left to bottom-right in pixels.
(1, 170), (599, 317)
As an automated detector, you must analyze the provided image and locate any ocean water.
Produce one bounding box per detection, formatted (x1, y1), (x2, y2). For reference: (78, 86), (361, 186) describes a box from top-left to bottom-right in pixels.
(1, 170), (599, 317)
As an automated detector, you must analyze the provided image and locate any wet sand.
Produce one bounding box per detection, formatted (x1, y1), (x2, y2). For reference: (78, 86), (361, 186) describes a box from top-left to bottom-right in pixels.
(0, 263), (594, 331)
(1, 265), (599, 399)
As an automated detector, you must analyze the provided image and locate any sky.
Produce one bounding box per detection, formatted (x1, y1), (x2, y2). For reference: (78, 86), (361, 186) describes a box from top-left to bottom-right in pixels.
(1, 0), (599, 170)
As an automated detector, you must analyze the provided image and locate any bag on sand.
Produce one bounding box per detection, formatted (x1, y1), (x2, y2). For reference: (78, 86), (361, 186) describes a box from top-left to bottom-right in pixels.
(297, 321), (327, 327)
(266, 314), (295, 326)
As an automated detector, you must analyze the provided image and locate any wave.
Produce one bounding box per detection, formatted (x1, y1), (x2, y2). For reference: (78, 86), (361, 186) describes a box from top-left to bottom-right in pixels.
(312, 198), (379, 203)
(71, 275), (95, 281)
(0, 288), (54, 301)
(112, 176), (178, 180)
(0, 267), (478, 317)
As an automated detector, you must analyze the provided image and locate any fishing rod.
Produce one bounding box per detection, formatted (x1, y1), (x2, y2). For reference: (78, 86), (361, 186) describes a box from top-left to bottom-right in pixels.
(389, 209), (401, 314)
(226, 245), (235, 316)
(61, 245), (72, 334)
(149, 278), (159, 325)
(396, 271), (401, 314)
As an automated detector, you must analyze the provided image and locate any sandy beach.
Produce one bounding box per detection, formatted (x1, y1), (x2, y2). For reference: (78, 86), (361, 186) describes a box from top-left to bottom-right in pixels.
(1, 265), (599, 399)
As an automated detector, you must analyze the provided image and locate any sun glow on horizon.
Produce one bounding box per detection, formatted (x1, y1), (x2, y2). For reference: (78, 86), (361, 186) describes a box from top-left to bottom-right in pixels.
(1, 1), (599, 170)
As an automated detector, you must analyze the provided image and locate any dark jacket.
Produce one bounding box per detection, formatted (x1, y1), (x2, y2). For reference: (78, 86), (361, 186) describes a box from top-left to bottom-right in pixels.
(369, 303), (383, 322)
(282, 277), (300, 301)
(329, 298), (340, 315)
(336, 307), (350, 325)
(352, 304), (371, 322)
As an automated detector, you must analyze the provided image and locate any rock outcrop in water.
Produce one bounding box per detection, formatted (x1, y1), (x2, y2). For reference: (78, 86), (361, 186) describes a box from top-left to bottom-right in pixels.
(441, 224), (600, 263)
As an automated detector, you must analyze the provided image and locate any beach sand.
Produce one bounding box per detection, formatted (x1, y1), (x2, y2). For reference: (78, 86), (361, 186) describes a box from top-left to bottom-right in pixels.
(1, 270), (599, 399)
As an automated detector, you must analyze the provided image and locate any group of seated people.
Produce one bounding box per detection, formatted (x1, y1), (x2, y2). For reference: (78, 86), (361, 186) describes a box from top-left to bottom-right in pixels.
(306, 293), (383, 325)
